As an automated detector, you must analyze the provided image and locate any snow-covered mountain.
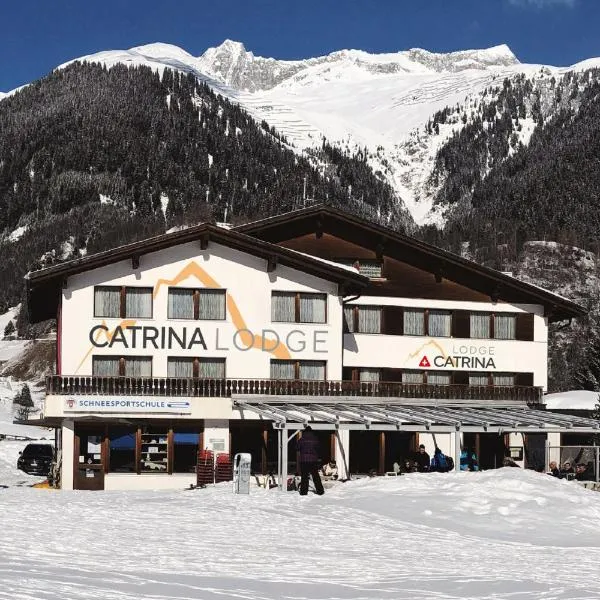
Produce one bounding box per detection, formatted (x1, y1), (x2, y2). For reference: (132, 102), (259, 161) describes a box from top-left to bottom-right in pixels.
(8, 40), (600, 224)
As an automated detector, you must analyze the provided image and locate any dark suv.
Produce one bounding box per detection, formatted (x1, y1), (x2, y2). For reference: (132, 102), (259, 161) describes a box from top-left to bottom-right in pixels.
(17, 443), (54, 476)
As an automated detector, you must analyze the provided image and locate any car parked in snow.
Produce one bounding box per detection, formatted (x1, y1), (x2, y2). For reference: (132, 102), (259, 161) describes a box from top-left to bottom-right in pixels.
(17, 443), (54, 476)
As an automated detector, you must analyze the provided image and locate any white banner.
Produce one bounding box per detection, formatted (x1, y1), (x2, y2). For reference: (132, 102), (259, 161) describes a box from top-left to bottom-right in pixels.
(64, 396), (192, 414)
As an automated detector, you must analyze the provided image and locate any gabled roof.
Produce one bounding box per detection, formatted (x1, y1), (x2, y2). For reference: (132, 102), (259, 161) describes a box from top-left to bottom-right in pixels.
(26, 222), (368, 323)
(236, 204), (585, 322)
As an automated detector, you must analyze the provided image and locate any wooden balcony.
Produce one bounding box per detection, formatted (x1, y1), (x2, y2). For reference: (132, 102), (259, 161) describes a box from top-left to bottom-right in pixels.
(46, 376), (543, 405)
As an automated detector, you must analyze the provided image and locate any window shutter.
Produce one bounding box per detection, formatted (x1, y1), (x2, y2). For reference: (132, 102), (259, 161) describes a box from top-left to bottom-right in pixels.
(382, 306), (403, 335)
(452, 311), (470, 338)
(452, 371), (469, 385)
(516, 313), (534, 341)
(342, 367), (354, 381)
(382, 368), (403, 382)
(516, 372), (534, 386)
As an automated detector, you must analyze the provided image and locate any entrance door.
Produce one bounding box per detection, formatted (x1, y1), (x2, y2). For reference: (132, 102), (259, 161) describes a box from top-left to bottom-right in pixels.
(74, 426), (106, 490)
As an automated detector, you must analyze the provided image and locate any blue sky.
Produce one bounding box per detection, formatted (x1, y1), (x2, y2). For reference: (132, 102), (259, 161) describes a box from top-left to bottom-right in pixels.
(1, 0), (597, 91)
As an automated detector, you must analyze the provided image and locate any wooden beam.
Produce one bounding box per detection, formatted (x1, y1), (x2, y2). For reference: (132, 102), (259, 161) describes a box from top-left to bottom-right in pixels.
(200, 233), (210, 250)
(131, 255), (140, 270)
(267, 255), (278, 273)
(378, 431), (385, 475)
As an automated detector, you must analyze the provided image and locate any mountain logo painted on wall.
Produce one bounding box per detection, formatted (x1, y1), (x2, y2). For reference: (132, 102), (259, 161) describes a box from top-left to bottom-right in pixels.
(418, 356), (431, 368)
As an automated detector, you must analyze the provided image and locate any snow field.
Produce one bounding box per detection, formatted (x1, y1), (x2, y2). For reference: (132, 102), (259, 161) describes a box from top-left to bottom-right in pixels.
(1, 469), (600, 599)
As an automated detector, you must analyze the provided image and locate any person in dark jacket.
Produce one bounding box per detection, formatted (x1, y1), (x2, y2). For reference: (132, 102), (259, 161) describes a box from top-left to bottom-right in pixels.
(296, 426), (324, 496)
(414, 444), (430, 472)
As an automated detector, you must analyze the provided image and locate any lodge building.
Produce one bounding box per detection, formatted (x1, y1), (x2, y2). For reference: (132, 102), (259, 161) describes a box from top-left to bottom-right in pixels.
(26, 205), (599, 490)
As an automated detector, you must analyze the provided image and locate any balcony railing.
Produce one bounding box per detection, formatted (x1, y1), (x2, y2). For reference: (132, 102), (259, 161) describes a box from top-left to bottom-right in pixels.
(46, 376), (543, 404)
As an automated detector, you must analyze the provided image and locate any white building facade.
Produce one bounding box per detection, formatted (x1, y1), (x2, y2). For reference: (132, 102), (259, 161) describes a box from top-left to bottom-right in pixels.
(27, 207), (588, 490)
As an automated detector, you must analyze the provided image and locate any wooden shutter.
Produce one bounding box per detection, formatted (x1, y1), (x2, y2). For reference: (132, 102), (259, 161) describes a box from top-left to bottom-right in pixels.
(382, 306), (404, 335)
(342, 367), (354, 381)
(382, 368), (403, 382)
(516, 372), (534, 386)
(516, 313), (535, 341)
(452, 371), (469, 385)
(452, 310), (471, 338)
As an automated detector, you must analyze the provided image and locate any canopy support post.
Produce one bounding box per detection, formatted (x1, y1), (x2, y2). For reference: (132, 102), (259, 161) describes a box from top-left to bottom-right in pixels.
(454, 429), (461, 472)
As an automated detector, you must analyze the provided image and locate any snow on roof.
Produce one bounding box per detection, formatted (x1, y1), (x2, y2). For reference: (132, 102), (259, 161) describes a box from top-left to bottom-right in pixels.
(284, 248), (361, 275)
(544, 390), (599, 411)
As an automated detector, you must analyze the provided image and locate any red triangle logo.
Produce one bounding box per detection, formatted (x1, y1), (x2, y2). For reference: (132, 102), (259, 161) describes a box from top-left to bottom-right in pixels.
(419, 356), (431, 368)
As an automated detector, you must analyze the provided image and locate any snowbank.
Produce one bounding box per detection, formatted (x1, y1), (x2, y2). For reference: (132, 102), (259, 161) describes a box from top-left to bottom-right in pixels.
(1, 469), (600, 598)
(544, 390), (598, 411)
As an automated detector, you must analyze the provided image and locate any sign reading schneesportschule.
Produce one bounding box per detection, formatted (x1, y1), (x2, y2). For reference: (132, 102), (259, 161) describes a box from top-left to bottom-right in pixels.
(64, 396), (192, 414)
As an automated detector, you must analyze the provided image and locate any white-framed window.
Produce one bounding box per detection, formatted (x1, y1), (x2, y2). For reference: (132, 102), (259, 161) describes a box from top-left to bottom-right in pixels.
(271, 292), (327, 323)
(167, 288), (226, 320)
(94, 286), (153, 318)
(92, 356), (120, 377)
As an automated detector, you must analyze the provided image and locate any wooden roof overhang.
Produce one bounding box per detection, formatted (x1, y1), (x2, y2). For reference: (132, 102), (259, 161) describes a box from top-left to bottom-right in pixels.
(236, 205), (585, 323)
(26, 223), (368, 323)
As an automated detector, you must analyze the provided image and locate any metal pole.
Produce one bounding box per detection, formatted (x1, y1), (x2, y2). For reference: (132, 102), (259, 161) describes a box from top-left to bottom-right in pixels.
(281, 429), (289, 492)
(545, 438), (550, 473)
(596, 446), (599, 484)
(277, 428), (282, 491)
(454, 430), (461, 472)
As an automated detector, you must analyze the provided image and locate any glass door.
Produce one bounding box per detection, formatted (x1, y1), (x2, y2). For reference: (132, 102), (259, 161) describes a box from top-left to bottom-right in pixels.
(74, 426), (106, 490)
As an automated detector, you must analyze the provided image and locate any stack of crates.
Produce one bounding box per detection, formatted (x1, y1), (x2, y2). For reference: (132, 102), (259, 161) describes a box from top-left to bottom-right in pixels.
(215, 453), (233, 483)
(196, 449), (214, 486)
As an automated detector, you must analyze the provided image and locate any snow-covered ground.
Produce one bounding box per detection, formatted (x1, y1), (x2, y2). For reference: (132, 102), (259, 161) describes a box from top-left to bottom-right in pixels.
(1, 469), (600, 599)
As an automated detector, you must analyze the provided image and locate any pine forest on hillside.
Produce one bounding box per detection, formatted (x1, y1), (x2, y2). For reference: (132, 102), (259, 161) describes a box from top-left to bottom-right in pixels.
(2, 61), (600, 391)
(0, 62), (405, 323)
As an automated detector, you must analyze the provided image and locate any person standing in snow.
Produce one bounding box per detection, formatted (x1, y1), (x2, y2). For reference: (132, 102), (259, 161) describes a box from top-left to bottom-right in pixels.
(460, 448), (479, 471)
(296, 426), (324, 496)
(414, 444), (430, 472)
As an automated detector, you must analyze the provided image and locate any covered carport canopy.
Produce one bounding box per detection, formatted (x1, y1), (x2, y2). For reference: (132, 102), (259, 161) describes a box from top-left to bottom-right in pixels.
(233, 400), (600, 489)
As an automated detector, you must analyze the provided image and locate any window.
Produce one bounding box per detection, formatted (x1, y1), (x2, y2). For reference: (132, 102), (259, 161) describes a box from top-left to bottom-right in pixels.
(402, 370), (424, 384)
(271, 292), (327, 323)
(343, 306), (355, 333)
(270, 360), (326, 380)
(358, 306), (382, 334)
(167, 288), (226, 320)
(359, 368), (381, 382)
(92, 356), (120, 376)
(469, 374), (489, 386)
(168, 289), (194, 319)
(403, 309), (425, 336)
(494, 314), (517, 340)
(124, 357), (152, 377)
(344, 306), (382, 334)
(168, 357), (226, 378)
(427, 371), (451, 385)
(94, 286), (153, 318)
(173, 428), (200, 473)
(493, 373), (515, 386)
(470, 313), (491, 339)
(167, 357), (194, 378)
(108, 427), (136, 473)
(428, 310), (451, 337)
(94, 286), (121, 318)
(92, 356), (152, 377)
(199, 358), (226, 378)
(337, 259), (383, 278)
